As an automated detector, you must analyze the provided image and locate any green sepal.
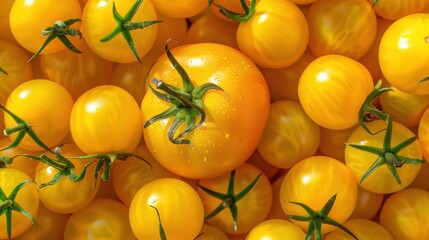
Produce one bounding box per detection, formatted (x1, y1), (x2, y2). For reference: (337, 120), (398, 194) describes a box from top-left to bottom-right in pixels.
(372, 0), (379, 7)
(29, 18), (82, 62)
(0, 104), (53, 153)
(215, 0), (256, 22)
(100, 0), (162, 64)
(197, 169), (262, 233)
(0, 180), (38, 240)
(144, 40), (224, 145)
(288, 194), (357, 240)
(150, 206), (167, 240)
(358, 80), (393, 135)
(419, 76), (429, 83)
(0, 68), (7, 75)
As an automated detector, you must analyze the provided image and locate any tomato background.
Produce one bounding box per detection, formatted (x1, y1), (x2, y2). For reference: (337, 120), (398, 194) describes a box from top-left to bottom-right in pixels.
(1, 1), (429, 239)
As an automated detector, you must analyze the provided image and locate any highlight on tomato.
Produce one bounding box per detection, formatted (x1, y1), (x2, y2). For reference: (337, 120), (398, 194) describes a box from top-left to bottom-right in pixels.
(245, 219), (306, 240)
(141, 42), (270, 179)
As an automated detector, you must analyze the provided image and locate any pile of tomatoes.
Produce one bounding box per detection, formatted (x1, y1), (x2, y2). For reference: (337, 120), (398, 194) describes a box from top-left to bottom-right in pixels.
(1, 0), (429, 239)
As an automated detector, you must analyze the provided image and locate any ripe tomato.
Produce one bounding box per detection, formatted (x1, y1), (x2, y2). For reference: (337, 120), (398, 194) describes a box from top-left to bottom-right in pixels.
(151, 0), (207, 18)
(9, 0), (82, 55)
(280, 156), (358, 234)
(325, 218), (393, 240)
(298, 54), (374, 130)
(368, 0), (429, 20)
(197, 163), (273, 235)
(0, 168), (39, 239)
(13, 203), (69, 240)
(379, 13), (429, 95)
(112, 145), (178, 206)
(417, 107), (429, 161)
(141, 43), (270, 179)
(0, 40), (33, 103)
(70, 85), (142, 154)
(380, 188), (429, 239)
(64, 198), (135, 240)
(0, 0), (18, 44)
(186, 11), (239, 49)
(260, 48), (316, 102)
(129, 178), (204, 240)
(5, 79), (74, 151)
(306, 0), (377, 60)
(237, 0), (309, 68)
(266, 174), (288, 220)
(349, 187), (384, 220)
(246, 150), (280, 180)
(39, 41), (114, 100)
(197, 224), (229, 240)
(379, 86), (429, 128)
(345, 120), (422, 194)
(318, 126), (357, 162)
(82, 0), (158, 63)
(257, 100), (321, 169)
(246, 219), (305, 240)
(34, 144), (100, 214)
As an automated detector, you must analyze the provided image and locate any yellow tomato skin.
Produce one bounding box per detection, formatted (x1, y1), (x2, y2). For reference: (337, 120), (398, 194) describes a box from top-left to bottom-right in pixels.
(0, 169), (39, 239)
(82, 0), (158, 63)
(237, 0), (309, 68)
(245, 219), (306, 240)
(257, 100), (321, 169)
(129, 178), (204, 240)
(318, 126), (357, 162)
(325, 218), (393, 240)
(142, 43), (270, 179)
(369, 0), (429, 20)
(0, 0), (18, 44)
(379, 13), (429, 95)
(0, 40), (33, 103)
(9, 0), (81, 54)
(266, 175), (289, 220)
(349, 187), (384, 220)
(151, 0), (207, 18)
(345, 120), (422, 194)
(0, 138), (41, 178)
(306, 0), (377, 60)
(5, 79), (74, 151)
(70, 85), (142, 154)
(417, 107), (429, 161)
(197, 224), (229, 240)
(64, 198), (135, 240)
(280, 156), (358, 234)
(380, 188), (429, 240)
(298, 55), (374, 130)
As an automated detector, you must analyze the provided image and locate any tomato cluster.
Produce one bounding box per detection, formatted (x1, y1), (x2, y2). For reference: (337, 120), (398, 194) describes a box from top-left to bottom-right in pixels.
(1, 0), (429, 239)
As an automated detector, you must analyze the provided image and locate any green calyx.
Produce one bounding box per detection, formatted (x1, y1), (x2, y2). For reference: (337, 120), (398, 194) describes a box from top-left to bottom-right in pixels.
(288, 194), (357, 240)
(348, 119), (424, 186)
(28, 18), (82, 62)
(150, 206), (167, 240)
(0, 68), (7, 75)
(0, 104), (53, 153)
(197, 169), (262, 233)
(358, 80), (393, 135)
(57, 146), (151, 184)
(0, 180), (38, 240)
(371, 0), (380, 8)
(420, 76), (429, 83)
(100, 0), (162, 64)
(209, 0), (256, 22)
(144, 41), (224, 145)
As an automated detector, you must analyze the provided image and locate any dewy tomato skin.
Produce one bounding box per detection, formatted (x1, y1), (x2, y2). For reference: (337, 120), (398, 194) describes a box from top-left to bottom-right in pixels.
(141, 43), (270, 179)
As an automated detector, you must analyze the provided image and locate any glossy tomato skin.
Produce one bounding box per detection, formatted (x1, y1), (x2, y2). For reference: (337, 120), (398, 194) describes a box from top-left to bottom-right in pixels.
(257, 100), (320, 169)
(379, 13), (429, 95)
(82, 0), (158, 63)
(34, 144), (100, 214)
(306, 0), (377, 60)
(64, 198), (135, 240)
(9, 0), (81, 54)
(349, 187), (384, 220)
(141, 43), (270, 179)
(345, 120), (422, 194)
(40, 41), (114, 100)
(70, 85), (142, 154)
(129, 178), (204, 240)
(368, 0), (429, 20)
(0, 0), (18, 44)
(151, 0), (207, 18)
(197, 163), (273, 235)
(112, 145), (178, 206)
(325, 218), (393, 240)
(0, 168), (39, 239)
(280, 156), (358, 234)
(380, 188), (429, 239)
(197, 224), (229, 240)
(418, 107), (429, 161)
(246, 219), (305, 240)
(13, 203), (70, 240)
(237, 0), (309, 68)
(5, 79), (74, 151)
(298, 55), (374, 130)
